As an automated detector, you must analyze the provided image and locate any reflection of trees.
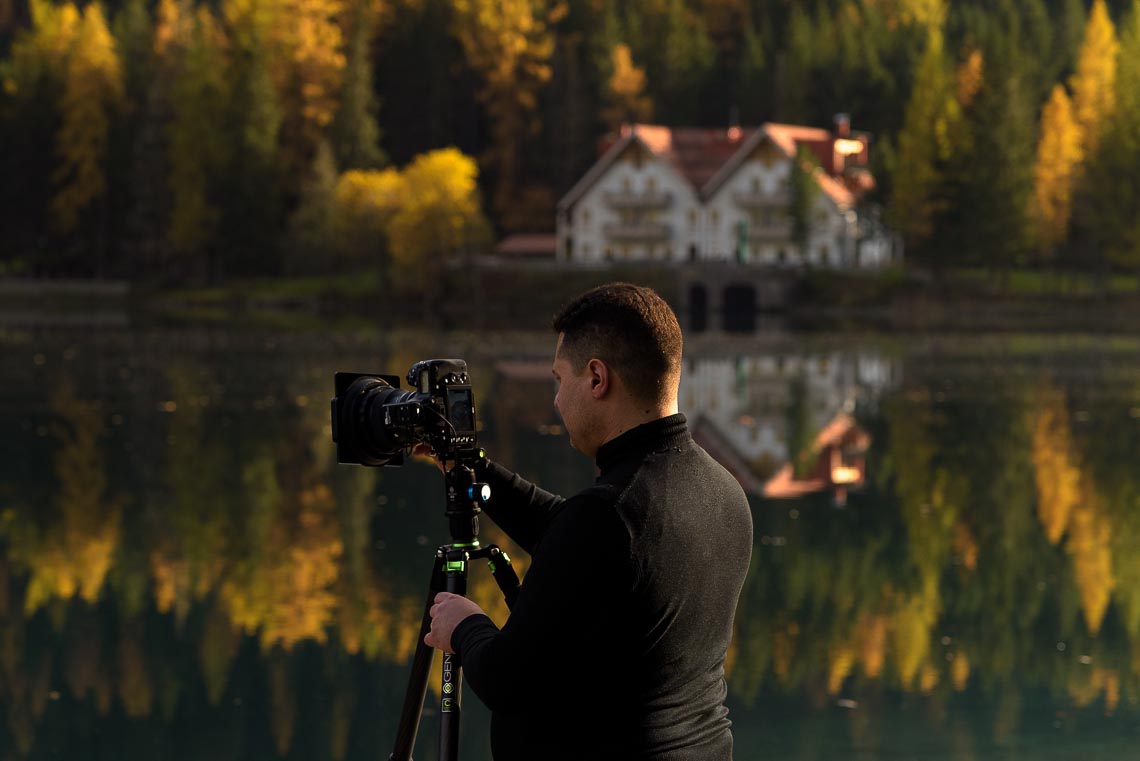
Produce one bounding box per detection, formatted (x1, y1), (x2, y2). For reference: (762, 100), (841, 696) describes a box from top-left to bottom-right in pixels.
(8, 378), (124, 613)
(730, 371), (1140, 731)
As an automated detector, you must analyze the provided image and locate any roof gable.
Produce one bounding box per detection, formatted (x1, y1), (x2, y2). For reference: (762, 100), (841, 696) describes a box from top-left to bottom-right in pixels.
(559, 122), (875, 211)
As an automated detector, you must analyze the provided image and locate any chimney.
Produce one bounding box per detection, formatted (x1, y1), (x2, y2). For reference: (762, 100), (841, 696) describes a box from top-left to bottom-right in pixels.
(834, 112), (851, 138)
(727, 105), (742, 142)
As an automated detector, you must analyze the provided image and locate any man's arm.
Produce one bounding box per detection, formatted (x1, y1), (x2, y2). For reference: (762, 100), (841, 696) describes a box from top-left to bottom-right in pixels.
(448, 493), (632, 711)
(477, 459), (566, 554)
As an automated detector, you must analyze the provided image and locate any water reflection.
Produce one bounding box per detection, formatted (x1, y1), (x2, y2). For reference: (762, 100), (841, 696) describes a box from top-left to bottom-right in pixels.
(2, 326), (1140, 759)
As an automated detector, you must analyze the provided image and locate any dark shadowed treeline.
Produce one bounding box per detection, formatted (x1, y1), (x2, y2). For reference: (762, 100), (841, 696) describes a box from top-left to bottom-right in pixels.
(2, 0), (1140, 283)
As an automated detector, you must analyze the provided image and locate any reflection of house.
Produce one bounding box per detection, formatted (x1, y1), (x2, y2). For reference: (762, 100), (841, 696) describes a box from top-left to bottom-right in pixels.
(556, 116), (900, 269)
(761, 413), (870, 506)
(680, 351), (896, 502)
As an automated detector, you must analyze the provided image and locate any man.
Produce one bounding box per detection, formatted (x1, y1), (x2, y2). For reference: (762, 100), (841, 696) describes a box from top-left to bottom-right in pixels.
(425, 283), (753, 759)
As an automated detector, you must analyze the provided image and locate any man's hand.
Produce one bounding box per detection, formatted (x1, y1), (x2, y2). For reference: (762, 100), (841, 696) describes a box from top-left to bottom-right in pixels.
(411, 443), (446, 474)
(425, 592), (485, 653)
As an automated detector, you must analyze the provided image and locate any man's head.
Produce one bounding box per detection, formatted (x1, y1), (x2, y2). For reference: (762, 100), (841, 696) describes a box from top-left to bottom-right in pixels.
(550, 283), (683, 456)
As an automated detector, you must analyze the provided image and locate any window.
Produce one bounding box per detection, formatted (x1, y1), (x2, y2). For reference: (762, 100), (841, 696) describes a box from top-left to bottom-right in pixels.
(688, 209), (697, 228)
(647, 176), (657, 192)
(622, 176), (632, 191)
(582, 209), (590, 226)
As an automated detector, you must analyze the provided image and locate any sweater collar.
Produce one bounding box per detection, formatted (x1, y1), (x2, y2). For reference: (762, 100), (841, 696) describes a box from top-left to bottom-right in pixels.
(595, 413), (690, 474)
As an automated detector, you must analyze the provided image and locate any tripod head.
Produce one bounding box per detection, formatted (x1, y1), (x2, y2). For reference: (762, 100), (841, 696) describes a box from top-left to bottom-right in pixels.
(443, 451), (491, 545)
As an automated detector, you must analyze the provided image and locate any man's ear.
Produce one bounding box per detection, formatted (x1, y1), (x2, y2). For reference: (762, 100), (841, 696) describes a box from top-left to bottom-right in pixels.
(587, 359), (610, 398)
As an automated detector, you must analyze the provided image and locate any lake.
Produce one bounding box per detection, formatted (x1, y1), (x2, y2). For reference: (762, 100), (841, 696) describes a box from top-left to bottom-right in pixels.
(2, 317), (1139, 760)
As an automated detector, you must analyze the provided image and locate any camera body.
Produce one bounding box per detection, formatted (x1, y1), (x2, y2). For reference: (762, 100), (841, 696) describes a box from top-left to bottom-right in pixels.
(332, 359), (478, 467)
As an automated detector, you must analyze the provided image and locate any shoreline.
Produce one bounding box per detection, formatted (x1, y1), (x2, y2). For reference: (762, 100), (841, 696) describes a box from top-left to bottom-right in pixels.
(5, 267), (1140, 333)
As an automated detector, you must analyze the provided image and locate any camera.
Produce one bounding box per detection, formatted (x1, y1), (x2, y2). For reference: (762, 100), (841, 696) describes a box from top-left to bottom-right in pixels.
(331, 359), (478, 467)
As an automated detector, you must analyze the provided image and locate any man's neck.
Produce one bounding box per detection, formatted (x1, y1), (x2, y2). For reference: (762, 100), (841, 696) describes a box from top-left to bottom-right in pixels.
(596, 401), (678, 451)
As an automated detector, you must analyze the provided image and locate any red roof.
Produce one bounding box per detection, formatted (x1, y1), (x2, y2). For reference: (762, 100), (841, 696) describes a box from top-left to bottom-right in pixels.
(574, 122), (875, 211)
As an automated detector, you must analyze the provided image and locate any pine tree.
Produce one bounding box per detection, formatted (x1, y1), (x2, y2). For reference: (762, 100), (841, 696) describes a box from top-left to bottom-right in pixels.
(331, 0), (385, 171)
(221, 6), (284, 277)
(52, 3), (125, 243)
(286, 140), (339, 275)
(736, 23), (766, 124)
(888, 26), (958, 256)
(1031, 85), (1082, 260)
(166, 5), (230, 277)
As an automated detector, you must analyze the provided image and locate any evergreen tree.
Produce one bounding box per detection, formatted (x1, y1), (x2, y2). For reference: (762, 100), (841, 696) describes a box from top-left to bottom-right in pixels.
(331, 0), (385, 171)
(657, 0), (716, 124)
(956, 60), (1036, 273)
(166, 5), (230, 279)
(736, 22), (766, 124)
(220, 1), (284, 277)
(776, 4), (815, 124)
(888, 26), (958, 259)
(285, 139), (339, 275)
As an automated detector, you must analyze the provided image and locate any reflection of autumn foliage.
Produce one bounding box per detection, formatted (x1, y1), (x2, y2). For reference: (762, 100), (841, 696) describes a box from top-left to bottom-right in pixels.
(1029, 388), (1116, 634)
(1031, 391), (1082, 544)
(1067, 491), (1116, 634)
(12, 378), (123, 613)
(222, 483), (344, 650)
(1069, 666), (1121, 715)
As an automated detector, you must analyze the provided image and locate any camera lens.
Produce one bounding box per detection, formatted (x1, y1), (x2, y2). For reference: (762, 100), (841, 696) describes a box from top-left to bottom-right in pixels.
(336, 375), (421, 465)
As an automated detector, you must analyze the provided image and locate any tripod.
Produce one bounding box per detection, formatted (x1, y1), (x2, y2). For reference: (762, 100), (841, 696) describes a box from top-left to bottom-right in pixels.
(389, 459), (520, 761)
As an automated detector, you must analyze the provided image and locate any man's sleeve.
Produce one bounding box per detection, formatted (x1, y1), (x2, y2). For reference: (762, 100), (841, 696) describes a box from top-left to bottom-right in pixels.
(477, 459), (566, 554)
(450, 494), (631, 711)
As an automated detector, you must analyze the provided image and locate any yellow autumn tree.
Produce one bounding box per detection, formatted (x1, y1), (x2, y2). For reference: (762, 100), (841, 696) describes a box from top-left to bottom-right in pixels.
(267, 0), (346, 181)
(330, 166), (403, 267)
(1070, 0), (1120, 158)
(1032, 85), (1083, 258)
(386, 147), (491, 295)
(602, 43), (653, 130)
(451, 0), (559, 228)
(3, 0), (80, 95)
(51, 2), (124, 234)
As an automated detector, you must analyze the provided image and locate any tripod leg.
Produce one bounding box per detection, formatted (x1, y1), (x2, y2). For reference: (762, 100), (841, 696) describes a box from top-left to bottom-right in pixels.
(389, 553), (447, 761)
(439, 553), (468, 761)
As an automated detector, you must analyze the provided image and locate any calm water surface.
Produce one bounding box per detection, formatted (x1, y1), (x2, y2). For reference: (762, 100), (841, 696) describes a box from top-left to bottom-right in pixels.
(2, 320), (1140, 760)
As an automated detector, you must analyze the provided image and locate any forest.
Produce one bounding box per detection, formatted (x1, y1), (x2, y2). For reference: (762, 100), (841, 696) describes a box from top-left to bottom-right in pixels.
(1, 0), (1139, 284)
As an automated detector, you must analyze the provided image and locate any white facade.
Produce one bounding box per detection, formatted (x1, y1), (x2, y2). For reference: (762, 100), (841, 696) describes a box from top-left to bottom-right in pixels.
(559, 141), (699, 265)
(679, 350), (899, 471)
(557, 125), (900, 270)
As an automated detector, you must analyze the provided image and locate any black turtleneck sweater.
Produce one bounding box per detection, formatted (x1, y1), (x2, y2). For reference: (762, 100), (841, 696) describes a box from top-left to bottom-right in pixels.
(452, 414), (753, 760)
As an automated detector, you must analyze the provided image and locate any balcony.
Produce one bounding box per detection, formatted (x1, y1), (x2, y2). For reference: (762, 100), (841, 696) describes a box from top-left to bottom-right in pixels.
(744, 220), (794, 241)
(732, 190), (791, 209)
(602, 222), (672, 243)
(602, 190), (673, 209)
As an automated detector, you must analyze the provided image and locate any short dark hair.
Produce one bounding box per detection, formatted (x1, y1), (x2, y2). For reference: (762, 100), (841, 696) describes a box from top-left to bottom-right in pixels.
(552, 283), (682, 405)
